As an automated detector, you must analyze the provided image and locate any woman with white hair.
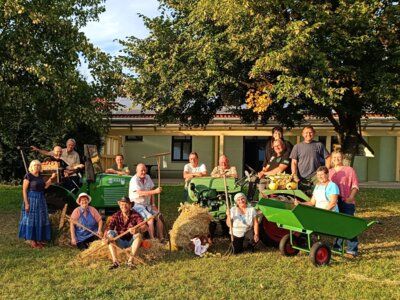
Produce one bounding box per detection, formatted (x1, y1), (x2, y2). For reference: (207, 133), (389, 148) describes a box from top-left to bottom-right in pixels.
(70, 192), (103, 250)
(18, 160), (56, 249)
(226, 193), (259, 254)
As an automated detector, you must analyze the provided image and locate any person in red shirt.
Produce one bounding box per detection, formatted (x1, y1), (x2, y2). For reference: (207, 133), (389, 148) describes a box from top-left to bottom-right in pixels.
(103, 197), (147, 270)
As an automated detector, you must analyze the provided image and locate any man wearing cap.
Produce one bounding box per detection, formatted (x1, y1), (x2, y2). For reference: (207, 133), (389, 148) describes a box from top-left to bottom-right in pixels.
(104, 196), (147, 270)
(129, 163), (164, 240)
(226, 193), (259, 254)
(70, 192), (103, 250)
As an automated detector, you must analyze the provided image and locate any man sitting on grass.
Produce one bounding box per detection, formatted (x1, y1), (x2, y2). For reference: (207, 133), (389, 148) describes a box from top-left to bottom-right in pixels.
(103, 196), (147, 270)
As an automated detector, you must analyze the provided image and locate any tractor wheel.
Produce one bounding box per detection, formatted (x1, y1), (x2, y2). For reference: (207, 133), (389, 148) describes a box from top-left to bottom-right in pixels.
(259, 216), (289, 247)
(209, 221), (218, 239)
(279, 234), (299, 256)
(310, 241), (331, 266)
(45, 185), (77, 214)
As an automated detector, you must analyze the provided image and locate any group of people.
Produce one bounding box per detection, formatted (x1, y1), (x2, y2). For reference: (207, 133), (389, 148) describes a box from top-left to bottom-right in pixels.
(182, 125), (360, 256)
(19, 127), (360, 262)
(263, 126), (359, 256)
(19, 139), (83, 249)
(71, 162), (164, 269)
(19, 139), (164, 269)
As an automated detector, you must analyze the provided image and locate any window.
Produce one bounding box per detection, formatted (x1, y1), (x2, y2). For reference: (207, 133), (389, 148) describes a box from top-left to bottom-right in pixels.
(125, 136), (143, 142)
(172, 136), (192, 161)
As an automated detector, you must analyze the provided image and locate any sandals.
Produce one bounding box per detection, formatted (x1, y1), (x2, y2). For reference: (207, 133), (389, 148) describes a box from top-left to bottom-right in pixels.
(30, 241), (43, 249)
(127, 261), (136, 270)
(108, 261), (120, 270)
(127, 256), (136, 270)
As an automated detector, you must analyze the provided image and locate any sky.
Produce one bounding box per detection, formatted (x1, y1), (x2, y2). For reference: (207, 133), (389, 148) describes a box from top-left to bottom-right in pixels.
(83, 0), (161, 56)
(79, 0), (161, 83)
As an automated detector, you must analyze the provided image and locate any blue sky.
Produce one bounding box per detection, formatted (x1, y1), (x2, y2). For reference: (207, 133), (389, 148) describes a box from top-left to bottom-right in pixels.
(83, 0), (161, 56)
(79, 0), (160, 82)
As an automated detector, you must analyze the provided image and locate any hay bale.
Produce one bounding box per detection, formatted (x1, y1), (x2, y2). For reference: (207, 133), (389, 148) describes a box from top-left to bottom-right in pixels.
(169, 203), (213, 251)
(75, 238), (168, 266)
(48, 211), (71, 247)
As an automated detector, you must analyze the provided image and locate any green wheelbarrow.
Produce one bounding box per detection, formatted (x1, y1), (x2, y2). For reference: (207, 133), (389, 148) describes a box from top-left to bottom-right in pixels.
(256, 198), (378, 266)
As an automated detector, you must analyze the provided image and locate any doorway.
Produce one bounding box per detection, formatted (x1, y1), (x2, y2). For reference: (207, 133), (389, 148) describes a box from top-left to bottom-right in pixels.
(243, 136), (269, 172)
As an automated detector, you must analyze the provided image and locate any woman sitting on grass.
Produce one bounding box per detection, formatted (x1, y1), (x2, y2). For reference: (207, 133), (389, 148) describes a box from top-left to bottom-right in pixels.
(70, 192), (103, 250)
(295, 166), (339, 212)
(19, 160), (56, 249)
(226, 193), (259, 254)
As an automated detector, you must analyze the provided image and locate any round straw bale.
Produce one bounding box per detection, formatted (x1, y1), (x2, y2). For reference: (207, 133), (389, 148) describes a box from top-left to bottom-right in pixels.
(169, 203), (213, 250)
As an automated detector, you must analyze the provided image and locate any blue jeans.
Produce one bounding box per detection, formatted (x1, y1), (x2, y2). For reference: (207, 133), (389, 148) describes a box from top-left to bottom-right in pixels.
(107, 230), (134, 249)
(335, 202), (358, 254)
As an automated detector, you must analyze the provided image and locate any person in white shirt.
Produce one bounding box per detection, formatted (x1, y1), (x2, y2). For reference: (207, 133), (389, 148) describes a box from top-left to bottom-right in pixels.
(31, 138), (81, 168)
(183, 152), (207, 200)
(129, 163), (164, 240)
(226, 193), (259, 254)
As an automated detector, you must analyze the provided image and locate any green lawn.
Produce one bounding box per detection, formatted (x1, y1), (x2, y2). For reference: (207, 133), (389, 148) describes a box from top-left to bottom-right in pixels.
(1, 185), (399, 299)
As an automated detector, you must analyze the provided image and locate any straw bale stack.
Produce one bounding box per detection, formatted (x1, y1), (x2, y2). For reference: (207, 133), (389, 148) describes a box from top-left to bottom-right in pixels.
(75, 238), (167, 266)
(169, 203), (213, 251)
(48, 211), (71, 246)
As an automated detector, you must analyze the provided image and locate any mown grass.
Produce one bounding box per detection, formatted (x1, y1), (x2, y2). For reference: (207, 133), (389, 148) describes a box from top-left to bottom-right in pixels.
(1, 185), (399, 299)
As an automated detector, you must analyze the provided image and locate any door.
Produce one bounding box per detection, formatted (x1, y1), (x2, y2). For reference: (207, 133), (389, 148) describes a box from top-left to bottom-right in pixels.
(243, 136), (269, 172)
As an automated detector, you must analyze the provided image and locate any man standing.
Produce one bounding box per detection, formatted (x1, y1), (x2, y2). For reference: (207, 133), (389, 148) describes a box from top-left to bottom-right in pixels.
(104, 196), (147, 270)
(129, 163), (164, 240)
(31, 138), (81, 168)
(183, 152), (207, 200)
(290, 126), (331, 183)
(46, 145), (81, 190)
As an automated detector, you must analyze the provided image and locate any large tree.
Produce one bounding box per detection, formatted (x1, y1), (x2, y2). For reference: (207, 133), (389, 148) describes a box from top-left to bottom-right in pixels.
(0, 0), (122, 180)
(121, 0), (400, 160)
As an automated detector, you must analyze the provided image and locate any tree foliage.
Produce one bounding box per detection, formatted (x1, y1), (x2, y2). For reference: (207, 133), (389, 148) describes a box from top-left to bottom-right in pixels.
(0, 0), (123, 181)
(121, 0), (400, 155)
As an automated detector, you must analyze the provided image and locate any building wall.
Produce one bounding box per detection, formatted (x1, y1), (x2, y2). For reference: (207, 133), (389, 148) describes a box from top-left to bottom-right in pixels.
(221, 136), (244, 176)
(106, 128), (399, 182)
(123, 135), (214, 179)
(363, 136), (396, 181)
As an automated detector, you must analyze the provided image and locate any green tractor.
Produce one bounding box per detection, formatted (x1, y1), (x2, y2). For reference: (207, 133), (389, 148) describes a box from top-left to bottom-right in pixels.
(188, 176), (244, 236)
(42, 144), (128, 214)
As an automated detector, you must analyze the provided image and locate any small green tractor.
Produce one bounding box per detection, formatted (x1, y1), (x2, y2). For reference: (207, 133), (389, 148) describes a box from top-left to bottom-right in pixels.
(34, 145), (129, 214)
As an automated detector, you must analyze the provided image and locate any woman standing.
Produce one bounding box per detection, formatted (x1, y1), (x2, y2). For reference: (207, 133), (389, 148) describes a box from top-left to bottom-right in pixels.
(70, 193), (103, 250)
(263, 126), (293, 165)
(329, 150), (360, 256)
(226, 193), (259, 254)
(295, 166), (339, 212)
(19, 160), (56, 248)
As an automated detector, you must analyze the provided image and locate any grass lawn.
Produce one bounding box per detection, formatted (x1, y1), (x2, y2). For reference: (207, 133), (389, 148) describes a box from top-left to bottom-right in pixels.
(1, 184), (399, 299)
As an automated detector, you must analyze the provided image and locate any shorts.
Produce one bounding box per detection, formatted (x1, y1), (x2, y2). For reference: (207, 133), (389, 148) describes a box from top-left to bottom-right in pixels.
(133, 203), (157, 219)
(107, 230), (134, 249)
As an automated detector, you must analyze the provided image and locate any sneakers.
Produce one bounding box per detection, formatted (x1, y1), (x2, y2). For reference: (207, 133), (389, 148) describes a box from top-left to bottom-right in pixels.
(108, 261), (120, 270)
(345, 251), (358, 258)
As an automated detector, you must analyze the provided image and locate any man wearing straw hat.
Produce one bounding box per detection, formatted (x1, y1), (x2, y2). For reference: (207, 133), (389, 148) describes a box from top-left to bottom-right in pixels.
(103, 196), (147, 270)
(129, 163), (164, 241)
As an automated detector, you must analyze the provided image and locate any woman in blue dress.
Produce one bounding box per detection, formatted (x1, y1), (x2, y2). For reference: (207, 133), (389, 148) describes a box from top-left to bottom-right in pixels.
(19, 160), (56, 248)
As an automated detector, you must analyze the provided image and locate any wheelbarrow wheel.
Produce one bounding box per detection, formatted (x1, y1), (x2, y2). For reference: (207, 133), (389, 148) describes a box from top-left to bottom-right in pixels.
(279, 234), (299, 256)
(310, 241), (331, 266)
(260, 216), (289, 247)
